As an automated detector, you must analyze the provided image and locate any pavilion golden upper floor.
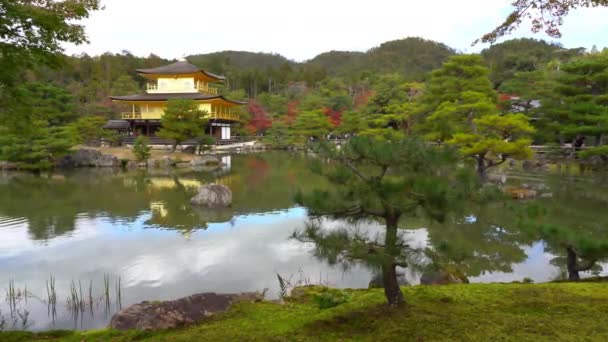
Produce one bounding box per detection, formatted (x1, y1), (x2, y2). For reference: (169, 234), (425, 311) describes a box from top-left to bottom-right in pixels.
(109, 59), (245, 121)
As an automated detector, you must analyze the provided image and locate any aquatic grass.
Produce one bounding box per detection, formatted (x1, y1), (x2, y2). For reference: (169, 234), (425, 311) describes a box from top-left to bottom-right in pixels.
(115, 277), (122, 310)
(103, 273), (111, 314)
(88, 280), (93, 315)
(3, 275), (128, 331)
(276, 273), (291, 300)
(0, 310), (5, 331)
(16, 310), (29, 330)
(46, 275), (57, 321)
(7, 279), (16, 315)
(78, 280), (84, 312)
(276, 269), (331, 301)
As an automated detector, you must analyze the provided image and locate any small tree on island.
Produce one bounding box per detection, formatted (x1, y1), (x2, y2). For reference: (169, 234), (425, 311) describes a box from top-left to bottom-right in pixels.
(420, 55), (535, 180)
(293, 136), (475, 306)
(197, 134), (216, 154)
(133, 136), (151, 162)
(157, 99), (207, 152)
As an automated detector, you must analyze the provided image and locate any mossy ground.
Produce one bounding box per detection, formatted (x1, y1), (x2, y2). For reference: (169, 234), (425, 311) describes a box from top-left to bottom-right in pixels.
(3, 283), (608, 341)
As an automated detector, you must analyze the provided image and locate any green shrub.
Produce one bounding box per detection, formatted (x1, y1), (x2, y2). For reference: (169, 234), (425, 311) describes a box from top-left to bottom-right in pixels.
(133, 136), (151, 162)
(312, 288), (350, 309)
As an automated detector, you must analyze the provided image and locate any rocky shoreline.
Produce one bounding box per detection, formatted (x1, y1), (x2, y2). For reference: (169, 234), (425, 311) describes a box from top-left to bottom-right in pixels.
(0, 140), (270, 171)
(0, 148), (233, 171)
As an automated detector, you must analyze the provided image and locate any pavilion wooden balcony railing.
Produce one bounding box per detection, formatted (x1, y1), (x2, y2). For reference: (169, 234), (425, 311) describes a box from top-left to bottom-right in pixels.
(122, 112), (239, 121)
(208, 111), (240, 121)
(144, 83), (218, 95)
(197, 83), (218, 95)
(122, 112), (141, 119)
(121, 112), (162, 120)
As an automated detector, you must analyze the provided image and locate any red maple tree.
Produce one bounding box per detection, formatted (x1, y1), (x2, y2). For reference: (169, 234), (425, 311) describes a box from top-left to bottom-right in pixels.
(246, 100), (272, 135)
(323, 107), (343, 128)
(354, 90), (374, 108)
(284, 100), (300, 124)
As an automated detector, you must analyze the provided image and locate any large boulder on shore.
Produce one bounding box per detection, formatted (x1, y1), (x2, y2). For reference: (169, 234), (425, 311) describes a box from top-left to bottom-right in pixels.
(0, 161), (19, 170)
(190, 155), (221, 167)
(110, 292), (263, 331)
(58, 148), (103, 168)
(190, 184), (232, 208)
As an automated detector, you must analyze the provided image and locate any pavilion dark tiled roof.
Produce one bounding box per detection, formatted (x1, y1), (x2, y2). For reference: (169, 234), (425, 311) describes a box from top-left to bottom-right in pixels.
(102, 120), (130, 130)
(136, 60), (225, 81)
(109, 93), (247, 105)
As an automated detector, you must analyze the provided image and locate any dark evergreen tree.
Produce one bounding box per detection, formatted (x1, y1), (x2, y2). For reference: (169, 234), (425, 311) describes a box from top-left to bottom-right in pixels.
(157, 99), (207, 152)
(293, 136), (474, 306)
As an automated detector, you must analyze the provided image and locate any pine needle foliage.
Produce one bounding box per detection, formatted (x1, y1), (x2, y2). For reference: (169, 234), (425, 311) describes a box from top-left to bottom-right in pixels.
(293, 136), (476, 306)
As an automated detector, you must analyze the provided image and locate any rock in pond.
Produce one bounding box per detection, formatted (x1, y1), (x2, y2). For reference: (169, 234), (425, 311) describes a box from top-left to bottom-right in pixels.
(126, 160), (145, 169)
(182, 145), (197, 154)
(95, 154), (120, 168)
(160, 156), (175, 168)
(190, 155), (221, 167)
(190, 184), (232, 208)
(506, 188), (538, 200)
(110, 292), (263, 331)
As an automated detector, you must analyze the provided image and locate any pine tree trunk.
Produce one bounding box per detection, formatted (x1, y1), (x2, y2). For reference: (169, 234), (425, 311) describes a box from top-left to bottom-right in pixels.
(566, 246), (581, 281)
(383, 215), (404, 306)
(476, 155), (487, 181)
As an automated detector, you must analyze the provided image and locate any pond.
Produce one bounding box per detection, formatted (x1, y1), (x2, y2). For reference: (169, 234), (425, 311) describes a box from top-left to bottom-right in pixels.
(0, 152), (607, 331)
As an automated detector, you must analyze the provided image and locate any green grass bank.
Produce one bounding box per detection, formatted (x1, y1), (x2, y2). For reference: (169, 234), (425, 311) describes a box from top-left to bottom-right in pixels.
(3, 283), (608, 341)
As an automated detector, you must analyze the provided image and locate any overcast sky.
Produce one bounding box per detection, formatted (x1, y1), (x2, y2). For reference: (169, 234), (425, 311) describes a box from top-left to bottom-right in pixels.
(63, 0), (608, 61)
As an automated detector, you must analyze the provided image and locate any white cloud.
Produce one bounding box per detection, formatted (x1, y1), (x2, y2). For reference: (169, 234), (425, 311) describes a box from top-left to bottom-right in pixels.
(63, 0), (608, 61)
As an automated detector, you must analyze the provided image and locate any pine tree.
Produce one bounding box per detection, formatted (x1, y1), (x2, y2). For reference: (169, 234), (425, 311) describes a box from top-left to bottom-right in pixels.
(542, 52), (608, 158)
(264, 121), (294, 148)
(293, 136), (474, 306)
(0, 83), (79, 169)
(421, 55), (535, 180)
(111, 75), (140, 95)
(0, 121), (74, 170)
(157, 99), (207, 152)
(292, 110), (332, 144)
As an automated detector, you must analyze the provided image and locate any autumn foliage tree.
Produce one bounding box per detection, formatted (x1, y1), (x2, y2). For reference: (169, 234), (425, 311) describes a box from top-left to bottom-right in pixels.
(245, 100), (272, 135)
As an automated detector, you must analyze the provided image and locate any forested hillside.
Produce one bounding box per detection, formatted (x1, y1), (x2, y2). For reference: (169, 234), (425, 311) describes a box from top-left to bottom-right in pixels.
(306, 37), (455, 80)
(5, 35), (604, 169)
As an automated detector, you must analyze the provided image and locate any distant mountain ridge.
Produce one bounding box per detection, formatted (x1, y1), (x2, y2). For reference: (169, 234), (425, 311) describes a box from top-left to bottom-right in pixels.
(187, 37), (456, 81)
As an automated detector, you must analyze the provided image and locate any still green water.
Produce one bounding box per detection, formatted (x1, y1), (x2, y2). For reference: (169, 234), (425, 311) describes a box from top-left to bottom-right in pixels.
(0, 152), (607, 331)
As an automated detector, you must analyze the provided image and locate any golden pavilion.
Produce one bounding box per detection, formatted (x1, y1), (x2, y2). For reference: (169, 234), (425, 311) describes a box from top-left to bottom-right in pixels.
(109, 58), (246, 141)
